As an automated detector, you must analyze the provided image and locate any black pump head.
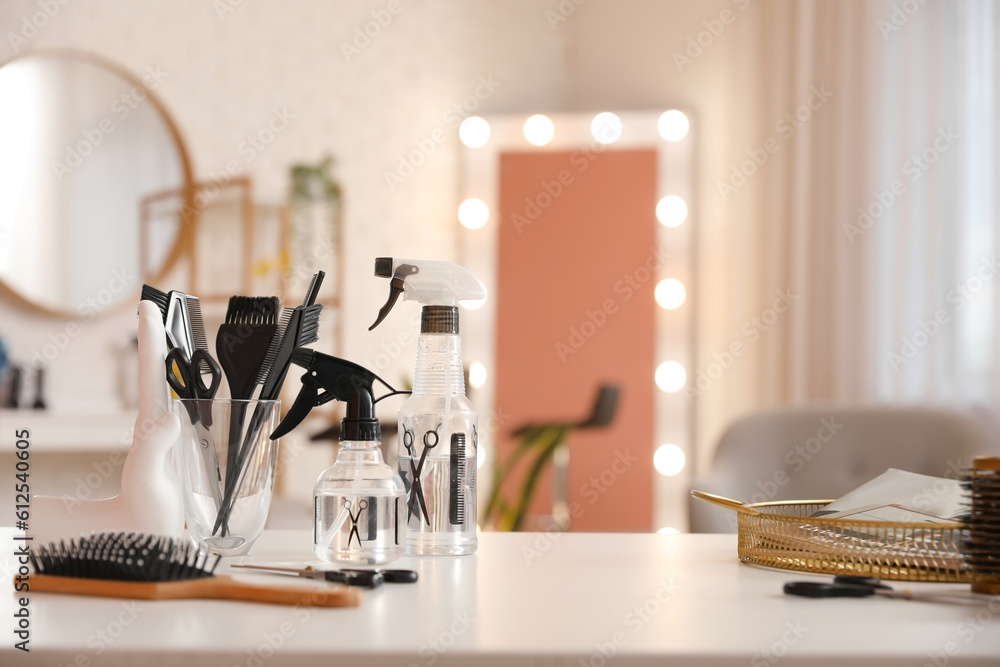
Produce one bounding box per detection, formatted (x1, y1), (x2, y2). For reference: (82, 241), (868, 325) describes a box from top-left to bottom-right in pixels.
(270, 349), (401, 441)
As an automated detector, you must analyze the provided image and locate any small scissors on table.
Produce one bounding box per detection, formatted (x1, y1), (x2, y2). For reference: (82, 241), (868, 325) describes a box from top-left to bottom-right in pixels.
(166, 347), (223, 506)
(784, 575), (984, 605)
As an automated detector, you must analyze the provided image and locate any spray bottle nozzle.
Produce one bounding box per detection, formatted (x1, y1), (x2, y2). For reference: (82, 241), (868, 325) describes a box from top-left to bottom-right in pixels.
(368, 257), (486, 331)
(270, 349), (403, 440)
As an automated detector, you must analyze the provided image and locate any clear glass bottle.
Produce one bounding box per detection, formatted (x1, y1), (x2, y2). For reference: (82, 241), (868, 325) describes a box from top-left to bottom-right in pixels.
(313, 439), (405, 565)
(399, 310), (478, 556)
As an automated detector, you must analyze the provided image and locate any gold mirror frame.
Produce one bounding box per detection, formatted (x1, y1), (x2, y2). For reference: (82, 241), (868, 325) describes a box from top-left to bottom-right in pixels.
(0, 48), (194, 319)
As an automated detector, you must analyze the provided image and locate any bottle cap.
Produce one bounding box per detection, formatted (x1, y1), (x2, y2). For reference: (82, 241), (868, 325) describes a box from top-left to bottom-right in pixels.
(421, 306), (459, 334)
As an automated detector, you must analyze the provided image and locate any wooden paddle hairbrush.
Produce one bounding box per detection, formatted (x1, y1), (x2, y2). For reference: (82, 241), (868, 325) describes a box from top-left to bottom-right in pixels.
(29, 532), (360, 607)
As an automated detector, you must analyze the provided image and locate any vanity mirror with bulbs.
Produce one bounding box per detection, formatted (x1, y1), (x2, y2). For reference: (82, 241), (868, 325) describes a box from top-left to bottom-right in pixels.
(459, 110), (694, 533)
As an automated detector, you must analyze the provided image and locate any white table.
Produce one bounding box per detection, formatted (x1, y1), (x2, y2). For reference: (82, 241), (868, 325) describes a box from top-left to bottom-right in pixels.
(3, 528), (999, 666)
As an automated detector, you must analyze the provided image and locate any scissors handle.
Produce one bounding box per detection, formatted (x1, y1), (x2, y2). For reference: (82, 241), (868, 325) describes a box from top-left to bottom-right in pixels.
(784, 582), (877, 598)
(165, 347), (193, 398)
(191, 349), (222, 399)
(165, 348), (222, 399)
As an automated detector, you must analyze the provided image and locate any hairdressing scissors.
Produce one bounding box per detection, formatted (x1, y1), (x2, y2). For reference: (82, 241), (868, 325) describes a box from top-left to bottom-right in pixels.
(166, 347), (223, 507)
(233, 564), (418, 588)
(784, 575), (985, 605)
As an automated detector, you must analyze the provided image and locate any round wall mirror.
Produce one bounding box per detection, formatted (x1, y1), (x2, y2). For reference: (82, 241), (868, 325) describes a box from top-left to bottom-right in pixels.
(0, 51), (193, 316)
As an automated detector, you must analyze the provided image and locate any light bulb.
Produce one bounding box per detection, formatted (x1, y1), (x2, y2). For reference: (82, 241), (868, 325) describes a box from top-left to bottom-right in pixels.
(458, 198), (489, 230)
(469, 361), (487, 389)
(459, 116), (490, 148)
(654, 444), (686, 476)
(655, 361), (686, 393)
(658, 110), (689, 142)
(655, 279), (686, 310)
(591, 112), (623, 144)
(523, 114), (555, 146)
(656, 196), (688, 227)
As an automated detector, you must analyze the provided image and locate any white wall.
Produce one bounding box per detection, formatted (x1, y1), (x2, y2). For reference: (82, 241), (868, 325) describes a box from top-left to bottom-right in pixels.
(0, 0), (572, 412)
(1, 0), (775, 473)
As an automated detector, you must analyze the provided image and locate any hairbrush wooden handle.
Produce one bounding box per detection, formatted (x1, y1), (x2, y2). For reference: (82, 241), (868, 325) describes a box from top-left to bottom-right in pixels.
(31, 574), (361, 607)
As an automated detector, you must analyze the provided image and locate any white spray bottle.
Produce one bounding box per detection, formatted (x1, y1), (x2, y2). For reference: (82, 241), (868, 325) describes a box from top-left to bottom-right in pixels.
(369, 258), (486, 555)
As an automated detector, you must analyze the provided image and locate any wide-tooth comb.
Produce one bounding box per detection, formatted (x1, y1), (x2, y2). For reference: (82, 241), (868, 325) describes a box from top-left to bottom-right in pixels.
(140, 284), (170, 320)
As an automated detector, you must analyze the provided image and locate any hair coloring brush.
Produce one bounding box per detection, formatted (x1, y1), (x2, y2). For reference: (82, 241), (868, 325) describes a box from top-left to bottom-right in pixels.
(217, 296), (281, 499)
(29, 532), (359, 607)
(213, 272), (326, 535)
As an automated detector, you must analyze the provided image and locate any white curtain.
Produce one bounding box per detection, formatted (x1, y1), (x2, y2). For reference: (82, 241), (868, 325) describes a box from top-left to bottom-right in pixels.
(697, 0), (1000, 469)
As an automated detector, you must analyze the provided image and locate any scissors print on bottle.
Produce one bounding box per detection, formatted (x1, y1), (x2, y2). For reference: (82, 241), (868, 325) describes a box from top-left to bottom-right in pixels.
(346, 498), (369, 548)
(405, 424), (440, 525)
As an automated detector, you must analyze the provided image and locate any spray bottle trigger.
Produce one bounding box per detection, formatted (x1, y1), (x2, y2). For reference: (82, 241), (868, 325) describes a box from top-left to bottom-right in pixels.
(270, 373), (320, 439)
(369, 277), (405, 331)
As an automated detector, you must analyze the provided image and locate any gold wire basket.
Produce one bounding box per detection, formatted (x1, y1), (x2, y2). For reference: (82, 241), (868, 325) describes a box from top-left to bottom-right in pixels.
(691, 490), (969, 582)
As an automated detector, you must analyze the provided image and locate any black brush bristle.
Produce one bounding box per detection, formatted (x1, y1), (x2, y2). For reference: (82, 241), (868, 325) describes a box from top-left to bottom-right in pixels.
(226, 296), (280, 326)
(141, 284), (169, 320)
(291, 347), (315, 369)
(29, 532), (219, 582)
(297, 304), (323, 347)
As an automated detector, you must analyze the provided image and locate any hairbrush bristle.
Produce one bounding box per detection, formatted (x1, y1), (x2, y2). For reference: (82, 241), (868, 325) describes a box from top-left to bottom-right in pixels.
(29, 532), (219, 582)
(962, 460), (1000, 590)
(141, 284), (169, 319)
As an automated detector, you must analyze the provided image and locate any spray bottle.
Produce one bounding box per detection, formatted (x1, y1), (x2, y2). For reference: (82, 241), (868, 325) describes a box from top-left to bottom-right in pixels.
(271, 348), (408, 565)
(369, 257), (486, 555)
